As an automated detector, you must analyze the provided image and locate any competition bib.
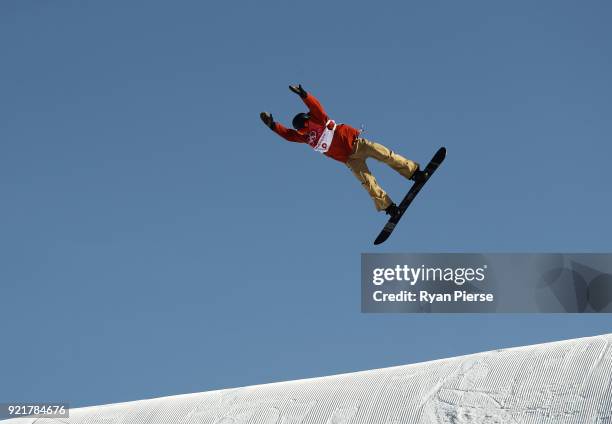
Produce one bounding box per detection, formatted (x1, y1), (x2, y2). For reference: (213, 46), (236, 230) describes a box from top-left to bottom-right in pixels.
(306, 120), (337, 153)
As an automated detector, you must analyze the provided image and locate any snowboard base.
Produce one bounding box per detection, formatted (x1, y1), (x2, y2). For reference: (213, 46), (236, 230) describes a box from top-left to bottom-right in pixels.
(374, 147), (446, 245)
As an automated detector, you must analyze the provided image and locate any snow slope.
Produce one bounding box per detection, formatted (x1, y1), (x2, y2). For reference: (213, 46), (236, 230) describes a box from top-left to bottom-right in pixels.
(4, 334), (611, 424)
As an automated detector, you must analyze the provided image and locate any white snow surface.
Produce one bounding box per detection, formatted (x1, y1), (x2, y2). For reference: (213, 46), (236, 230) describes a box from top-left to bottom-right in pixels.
(5, 334), (612, 424)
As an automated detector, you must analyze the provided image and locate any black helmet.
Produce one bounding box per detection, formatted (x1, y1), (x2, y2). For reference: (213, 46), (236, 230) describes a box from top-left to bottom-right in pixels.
(292, 112), (310, 130)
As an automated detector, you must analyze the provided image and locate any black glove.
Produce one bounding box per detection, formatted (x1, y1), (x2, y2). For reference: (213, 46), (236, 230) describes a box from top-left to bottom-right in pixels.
(260, 112), (275, 130)
(289, 84), (307, 99)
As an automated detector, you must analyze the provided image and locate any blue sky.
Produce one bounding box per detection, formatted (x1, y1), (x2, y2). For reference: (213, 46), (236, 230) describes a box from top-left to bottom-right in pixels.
(1, 0), (611, 407)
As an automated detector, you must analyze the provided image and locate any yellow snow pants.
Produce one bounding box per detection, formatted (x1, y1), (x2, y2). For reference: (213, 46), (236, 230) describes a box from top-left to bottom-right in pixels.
(346, 137), (419, 211)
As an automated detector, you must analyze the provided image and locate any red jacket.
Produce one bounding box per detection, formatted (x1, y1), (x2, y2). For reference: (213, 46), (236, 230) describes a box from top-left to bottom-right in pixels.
(273, 93), (360, 163)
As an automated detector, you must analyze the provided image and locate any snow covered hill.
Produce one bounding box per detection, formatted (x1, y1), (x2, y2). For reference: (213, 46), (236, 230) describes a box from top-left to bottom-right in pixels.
(4, 334), (611, 423)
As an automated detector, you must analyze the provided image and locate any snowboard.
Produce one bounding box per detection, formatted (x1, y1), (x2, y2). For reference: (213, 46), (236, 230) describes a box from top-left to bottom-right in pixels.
(374, 147), (446, 245)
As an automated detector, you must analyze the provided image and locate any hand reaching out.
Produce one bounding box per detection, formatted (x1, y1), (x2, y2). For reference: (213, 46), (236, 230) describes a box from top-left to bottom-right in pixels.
(260, 112), (275, 130)
(289, 84), (307, 99)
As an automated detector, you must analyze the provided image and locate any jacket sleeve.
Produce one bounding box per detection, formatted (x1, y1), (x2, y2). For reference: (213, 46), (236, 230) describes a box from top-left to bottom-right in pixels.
(302, 93), (328, 123)
(273, 122), (305, 143)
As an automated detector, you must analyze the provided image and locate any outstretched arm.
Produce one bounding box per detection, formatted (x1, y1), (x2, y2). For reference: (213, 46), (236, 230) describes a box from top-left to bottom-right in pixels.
(289, 84), (328, 123)
(259, 112), (303, 143)
(273, 122), (304, 142)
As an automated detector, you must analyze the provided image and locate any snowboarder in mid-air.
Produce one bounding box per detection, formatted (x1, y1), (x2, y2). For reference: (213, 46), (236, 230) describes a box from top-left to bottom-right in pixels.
(260, 84), (446, 244)
(260, 84), (427, 217)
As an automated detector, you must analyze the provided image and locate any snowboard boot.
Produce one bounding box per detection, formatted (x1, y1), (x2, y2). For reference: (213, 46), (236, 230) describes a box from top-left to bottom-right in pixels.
(385, 203), (400, 217)
(410, 168), (428, 184)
